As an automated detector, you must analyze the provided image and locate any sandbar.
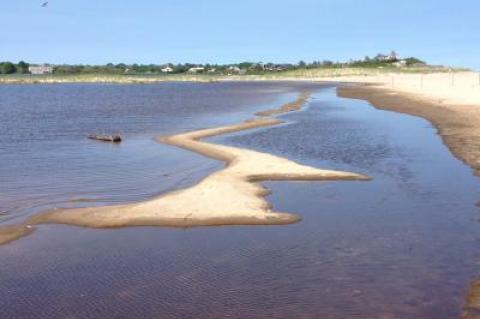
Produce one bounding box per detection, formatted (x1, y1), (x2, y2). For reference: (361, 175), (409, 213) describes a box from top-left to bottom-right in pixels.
(0, 91), (370, 244)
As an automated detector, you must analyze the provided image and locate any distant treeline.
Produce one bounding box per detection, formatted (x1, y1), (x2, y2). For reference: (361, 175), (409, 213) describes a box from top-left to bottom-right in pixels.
(0, 61), (29, 74)
(0, 54), (426, 75)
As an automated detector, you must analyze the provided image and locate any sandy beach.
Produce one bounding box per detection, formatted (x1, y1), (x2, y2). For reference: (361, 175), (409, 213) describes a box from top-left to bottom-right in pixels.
(338, 82), (480, 178)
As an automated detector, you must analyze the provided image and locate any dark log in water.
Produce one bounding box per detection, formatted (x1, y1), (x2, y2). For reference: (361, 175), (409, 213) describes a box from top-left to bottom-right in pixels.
(88, 134), (122, 143)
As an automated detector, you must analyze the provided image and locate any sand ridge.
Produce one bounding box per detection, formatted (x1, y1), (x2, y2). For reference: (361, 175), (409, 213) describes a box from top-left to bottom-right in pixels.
(255, 90), (311, 116)
(27, 118), (370, 228)
(0, 225), (36, 246)
(0, 90), (369, 245)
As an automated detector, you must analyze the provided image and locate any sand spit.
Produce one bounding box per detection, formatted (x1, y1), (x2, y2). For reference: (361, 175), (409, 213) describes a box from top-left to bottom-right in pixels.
(0, 225), (36, 245)
(256, 91), (311, 116)
(0, 93), (370, 245)
(27, 117), (369, 228)
(462, 280), (480, 319)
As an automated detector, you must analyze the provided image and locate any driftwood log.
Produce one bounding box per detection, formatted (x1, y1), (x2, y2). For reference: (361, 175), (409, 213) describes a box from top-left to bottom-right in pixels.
(88, 134), (122, 143)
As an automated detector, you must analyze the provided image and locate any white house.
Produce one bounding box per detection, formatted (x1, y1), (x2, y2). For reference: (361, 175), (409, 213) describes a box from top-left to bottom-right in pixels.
(227, 66), (247, 75)
(227, 66), (241, 74)
(29, 64), (53, 75)
(161, 66), (173, 73)
(392, 60), (407, 68)
(376, 51), (399, 62)
(187, 67), (205, 74)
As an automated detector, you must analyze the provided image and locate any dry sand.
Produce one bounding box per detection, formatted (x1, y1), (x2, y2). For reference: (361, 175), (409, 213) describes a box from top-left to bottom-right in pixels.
(333, 71), (480, 106)
(0, 92), (369, 245)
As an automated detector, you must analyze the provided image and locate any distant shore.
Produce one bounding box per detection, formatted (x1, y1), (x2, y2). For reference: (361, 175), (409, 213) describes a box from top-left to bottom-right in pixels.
(0, 66), (466, 84)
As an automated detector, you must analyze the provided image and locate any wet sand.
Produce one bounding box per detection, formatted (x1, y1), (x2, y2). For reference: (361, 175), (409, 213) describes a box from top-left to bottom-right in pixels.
(0, 225), (35, 245)
(255, 90), (311, 116)
(0, 91), (369, 245)
(338, 84), (480, 319)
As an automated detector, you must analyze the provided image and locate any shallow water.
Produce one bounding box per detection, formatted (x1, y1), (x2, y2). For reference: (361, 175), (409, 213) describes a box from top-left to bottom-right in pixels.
(0, 81), (318, 224)
(1, 84), (479, 319)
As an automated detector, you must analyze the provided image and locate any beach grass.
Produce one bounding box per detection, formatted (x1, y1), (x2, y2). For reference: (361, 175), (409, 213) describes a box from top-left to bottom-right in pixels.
(0, 66), (467, 84)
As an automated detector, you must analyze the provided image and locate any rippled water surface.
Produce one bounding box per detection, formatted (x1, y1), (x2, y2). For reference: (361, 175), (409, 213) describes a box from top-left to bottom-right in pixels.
(0, 81), (317, 223)
(1, 83), (480, 319)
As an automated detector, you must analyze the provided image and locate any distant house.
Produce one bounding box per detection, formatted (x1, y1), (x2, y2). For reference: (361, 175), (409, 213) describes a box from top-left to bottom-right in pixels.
(249, 62), (265, 71)
(187, 67), (205, 74)
(375, 51), (399, 62)
(29, 64), (53, 75)
(375, 54), (389, 62)
(227, 66), (240, 72)
(161, 66), (173, 73)
(264, 64), (292, 72)
(392, 60), (407, 68)
(226, 66), (247, 75)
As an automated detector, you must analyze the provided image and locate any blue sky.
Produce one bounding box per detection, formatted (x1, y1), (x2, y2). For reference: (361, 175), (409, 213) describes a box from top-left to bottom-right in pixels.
(1, 0), (479, 68)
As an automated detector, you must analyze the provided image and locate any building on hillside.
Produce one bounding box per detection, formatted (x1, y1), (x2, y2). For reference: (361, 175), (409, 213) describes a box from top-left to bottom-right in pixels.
(187, 67), (205, 74)
(249, 62), (265, 71)
(376, 51), (399, 62)
(264, 63), (293, 71)
(161, 66), (173, 73)
(226, 66), (246, 75)
(29, 64), (53, 75)
(392, 60), (407, 68)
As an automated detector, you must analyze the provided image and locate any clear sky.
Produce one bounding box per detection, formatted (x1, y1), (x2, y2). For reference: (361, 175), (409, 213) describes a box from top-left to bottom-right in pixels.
(1, 0), (479, 69)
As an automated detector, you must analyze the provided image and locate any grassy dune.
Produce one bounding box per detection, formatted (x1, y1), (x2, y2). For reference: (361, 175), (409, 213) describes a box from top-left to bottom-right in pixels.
(0, 66), (465, 84)
(0, 73), (225, 84)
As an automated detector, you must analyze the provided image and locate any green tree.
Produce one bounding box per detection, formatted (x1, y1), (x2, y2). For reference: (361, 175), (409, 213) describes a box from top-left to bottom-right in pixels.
(238, 62), (254, 69)
(17, 61), (29, 74)
(404, 57), (426, 66)
(0, 62), (16, 74)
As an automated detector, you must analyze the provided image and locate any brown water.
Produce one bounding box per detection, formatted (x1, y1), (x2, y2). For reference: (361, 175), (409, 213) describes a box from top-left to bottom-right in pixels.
(1, 83), (479, 319)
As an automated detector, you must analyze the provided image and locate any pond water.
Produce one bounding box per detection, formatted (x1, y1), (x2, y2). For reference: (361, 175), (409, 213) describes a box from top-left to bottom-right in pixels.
(0, 81), (316, 223)
(0, 83), (479, 319)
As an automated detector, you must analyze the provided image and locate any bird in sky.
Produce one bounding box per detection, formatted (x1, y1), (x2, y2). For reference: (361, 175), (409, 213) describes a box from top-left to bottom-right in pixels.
(41, 1), (48, 7)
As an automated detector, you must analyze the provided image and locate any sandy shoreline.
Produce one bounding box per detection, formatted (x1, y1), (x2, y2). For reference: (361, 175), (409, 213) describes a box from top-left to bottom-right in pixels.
(0, 91), (369, 245)
(336, 80), (480, 319)
(338, 84), (480, 177)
